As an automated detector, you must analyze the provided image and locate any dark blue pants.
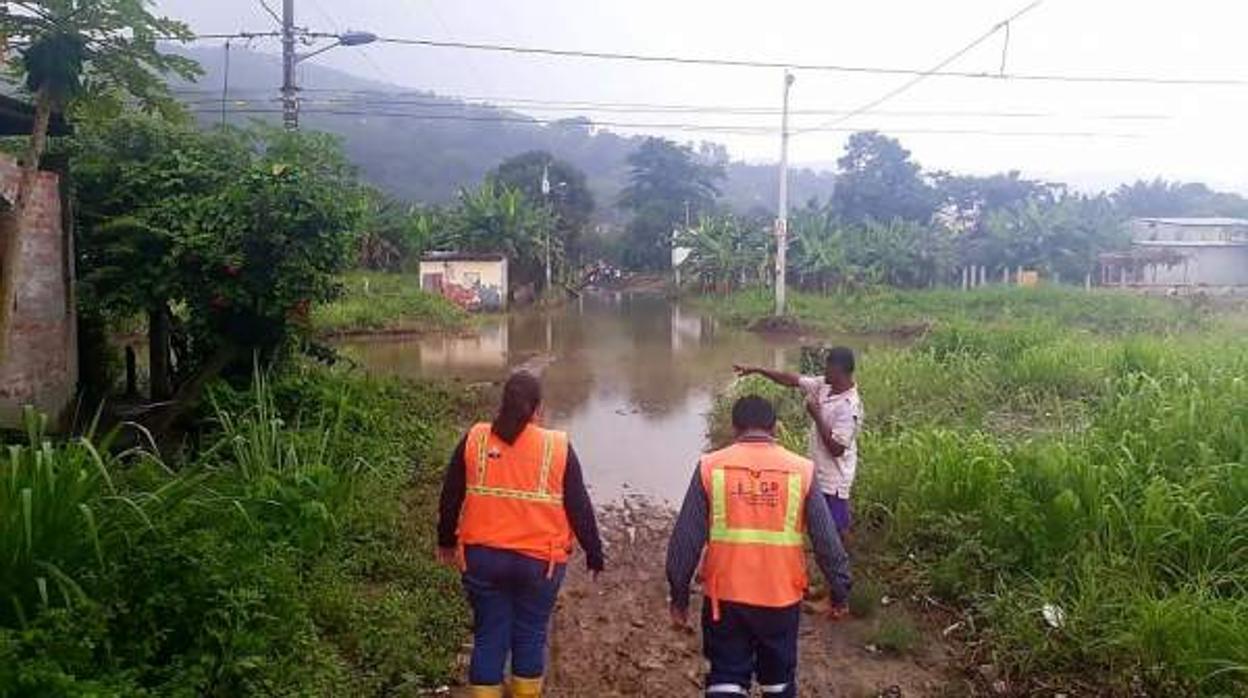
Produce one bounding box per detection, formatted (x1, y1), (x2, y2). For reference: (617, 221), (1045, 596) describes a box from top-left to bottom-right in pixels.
(702, 600), (800, 697)
(462, 545), (566, 685)
(824, 493), (853, 534)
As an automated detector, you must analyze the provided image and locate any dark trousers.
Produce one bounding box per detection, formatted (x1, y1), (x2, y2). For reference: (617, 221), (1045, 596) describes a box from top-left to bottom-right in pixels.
(462, 545), (566, 685)
(702, 600), (800, 697)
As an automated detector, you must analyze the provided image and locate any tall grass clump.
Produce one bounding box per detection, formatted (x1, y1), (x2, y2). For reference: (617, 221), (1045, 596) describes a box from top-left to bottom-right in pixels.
(709, 291), (1247, 693)
(861, 333), (1248, 693)
(700, 285), (1210, 336)
(312, 270), (468, 335)
(1, 364), (473, 695)
(0, 408), (181, 629)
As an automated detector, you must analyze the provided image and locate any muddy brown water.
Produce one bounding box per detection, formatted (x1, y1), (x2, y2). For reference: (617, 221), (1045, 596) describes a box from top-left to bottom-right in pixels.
(338, 293), (882, 504)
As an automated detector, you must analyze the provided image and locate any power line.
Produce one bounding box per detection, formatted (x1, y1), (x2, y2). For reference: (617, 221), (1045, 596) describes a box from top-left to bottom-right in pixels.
(169, 29), (1248, 87)
(178, 93), (1172, 122)
(362, 32), (1248, 87)
(256, 0), (283, 27)
(185, 104), (1145, 139)
(303, 0), (397, 85)
(175, 31), (282, 41)
(797, 0), (1047, 135)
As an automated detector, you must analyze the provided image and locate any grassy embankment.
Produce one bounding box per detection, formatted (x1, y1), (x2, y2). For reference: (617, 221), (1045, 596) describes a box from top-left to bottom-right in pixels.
(0, 365), (481, 695)
(709, 287), (1248, 695)
(312, 271), (468, 336)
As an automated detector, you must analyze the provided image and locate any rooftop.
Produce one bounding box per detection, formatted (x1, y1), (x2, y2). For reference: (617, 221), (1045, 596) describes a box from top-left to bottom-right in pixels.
(420, 251), (507, 262)
(1133, 217), (1248, 227)
(1134, 239), (1248, 248)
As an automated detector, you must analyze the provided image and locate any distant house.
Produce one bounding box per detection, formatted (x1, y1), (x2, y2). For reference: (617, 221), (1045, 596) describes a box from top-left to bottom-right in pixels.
(419, 252), (508, 311)
(1099, 217), (1248, 293)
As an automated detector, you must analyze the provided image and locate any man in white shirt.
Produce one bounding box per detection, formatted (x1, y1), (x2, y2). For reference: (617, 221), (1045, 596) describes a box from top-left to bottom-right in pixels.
(734, 347), (863, 535)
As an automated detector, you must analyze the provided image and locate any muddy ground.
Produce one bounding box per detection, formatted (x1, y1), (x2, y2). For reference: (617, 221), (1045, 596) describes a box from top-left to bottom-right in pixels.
(537, 496), (961, 697)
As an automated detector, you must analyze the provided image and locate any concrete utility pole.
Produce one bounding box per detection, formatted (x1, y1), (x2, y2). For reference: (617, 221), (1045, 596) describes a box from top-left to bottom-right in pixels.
(774, 70), (795, 316)
(281, 0), (298, 129)
(541, 162), (553, 291)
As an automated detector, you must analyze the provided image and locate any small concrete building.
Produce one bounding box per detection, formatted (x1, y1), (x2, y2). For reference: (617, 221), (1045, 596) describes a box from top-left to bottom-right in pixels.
(419, 252), (508, 311)
(1100, 217), (1248, 293)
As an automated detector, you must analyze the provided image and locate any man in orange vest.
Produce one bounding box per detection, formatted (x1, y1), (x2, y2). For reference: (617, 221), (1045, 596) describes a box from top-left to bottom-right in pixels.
(666, 395), (851, 697)
(438, 371), (604, 698)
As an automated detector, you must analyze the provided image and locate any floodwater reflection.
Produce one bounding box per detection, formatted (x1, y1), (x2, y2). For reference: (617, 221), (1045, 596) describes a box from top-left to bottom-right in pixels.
(339, 294), (836, 502)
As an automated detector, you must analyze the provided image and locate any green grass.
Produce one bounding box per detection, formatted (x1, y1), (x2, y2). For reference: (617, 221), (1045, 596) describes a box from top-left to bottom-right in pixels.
(0, 364), (477, 695)
(709, 289), (1248, 695)
(698, 285), (1214, 336)
(312, 271), (468, 335)
(869, 612), (923, 656)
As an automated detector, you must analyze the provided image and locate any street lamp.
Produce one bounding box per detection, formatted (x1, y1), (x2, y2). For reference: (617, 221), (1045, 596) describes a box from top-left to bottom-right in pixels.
(296, 31), (378, 64)
(283, 28), (378, 128)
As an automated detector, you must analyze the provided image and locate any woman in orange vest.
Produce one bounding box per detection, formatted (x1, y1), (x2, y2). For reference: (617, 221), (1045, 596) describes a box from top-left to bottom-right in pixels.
(666, 395), (851, 698)
(437, 371), (604, 698)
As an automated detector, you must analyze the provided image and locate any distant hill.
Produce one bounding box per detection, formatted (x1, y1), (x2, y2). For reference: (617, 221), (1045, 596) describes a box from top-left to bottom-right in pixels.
(168, 46), (836, 220)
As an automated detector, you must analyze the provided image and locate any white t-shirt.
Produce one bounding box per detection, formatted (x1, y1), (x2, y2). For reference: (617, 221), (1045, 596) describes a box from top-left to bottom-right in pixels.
(798, 376), (863, 498)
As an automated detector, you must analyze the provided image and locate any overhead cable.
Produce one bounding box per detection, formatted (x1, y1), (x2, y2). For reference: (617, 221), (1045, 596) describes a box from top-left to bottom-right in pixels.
(797, 0), (1047, 135)
(187, 105), (1145, 139)
(170, 28), (1248, 87)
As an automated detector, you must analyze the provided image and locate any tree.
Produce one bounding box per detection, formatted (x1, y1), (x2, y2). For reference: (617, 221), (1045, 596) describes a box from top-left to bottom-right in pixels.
(831, 131), (936, 224)
(356, 192), (439, 272)
(933, 171), (1065, 269)
(72, 118), (364, 407)
(675, 214), (770, 293)
(491, 151), (595, 273)
(71, 111), (248, 398)
(446, 181), (556, 289)
(1112, 179), (1248, 219)
(618, 137), (724, 270)
(983, 194), (1124, 282)
(0, 0), (199, 359)
(180, 127), (365, 365)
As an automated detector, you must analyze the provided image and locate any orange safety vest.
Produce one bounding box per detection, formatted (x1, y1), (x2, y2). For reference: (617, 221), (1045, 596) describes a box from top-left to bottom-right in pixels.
(458, 422), (574, 570)
(699, 440), (814, 619)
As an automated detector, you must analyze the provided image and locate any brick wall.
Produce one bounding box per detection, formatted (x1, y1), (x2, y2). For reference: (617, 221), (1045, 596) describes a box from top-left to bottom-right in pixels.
(0, 154), (77, 428)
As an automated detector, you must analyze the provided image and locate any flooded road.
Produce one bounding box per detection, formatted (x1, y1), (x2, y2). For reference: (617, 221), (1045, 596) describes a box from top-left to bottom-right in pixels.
(340, 293), (824, 502)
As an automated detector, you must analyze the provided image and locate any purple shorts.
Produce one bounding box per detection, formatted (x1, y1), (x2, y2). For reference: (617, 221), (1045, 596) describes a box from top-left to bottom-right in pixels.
(824, 494), (853, 535)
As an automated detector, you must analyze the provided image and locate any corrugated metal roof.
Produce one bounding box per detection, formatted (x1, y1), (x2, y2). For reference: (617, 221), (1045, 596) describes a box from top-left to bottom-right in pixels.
(1134, 217), (1248, 227)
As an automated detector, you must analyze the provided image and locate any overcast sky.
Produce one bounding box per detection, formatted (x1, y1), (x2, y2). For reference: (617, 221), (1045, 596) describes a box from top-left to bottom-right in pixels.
(156, 0), (1248, 192)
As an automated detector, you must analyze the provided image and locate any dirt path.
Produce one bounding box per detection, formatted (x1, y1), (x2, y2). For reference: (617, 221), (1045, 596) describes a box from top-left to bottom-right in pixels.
(543, 497), (958, 697)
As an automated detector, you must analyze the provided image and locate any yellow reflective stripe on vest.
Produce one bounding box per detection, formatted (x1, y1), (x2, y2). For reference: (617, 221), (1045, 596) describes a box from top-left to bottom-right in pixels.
(465, 484), (564, 504)
(473, 428), (489, 486)
(536, 431), (554, 496)
(467, 429), (560, 504)
(709, 468), (805, 547)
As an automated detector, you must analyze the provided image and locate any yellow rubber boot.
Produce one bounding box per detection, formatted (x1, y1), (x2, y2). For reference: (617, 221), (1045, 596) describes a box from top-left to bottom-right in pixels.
(468, 685), (503, 698)
(508, 676), (544, 698)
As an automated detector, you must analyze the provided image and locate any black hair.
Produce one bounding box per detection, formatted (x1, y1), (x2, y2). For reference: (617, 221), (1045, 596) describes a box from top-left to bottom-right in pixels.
(492, 371), (542, 444)
(826, 346), (856, 375)
(731, 395), (777, 432)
